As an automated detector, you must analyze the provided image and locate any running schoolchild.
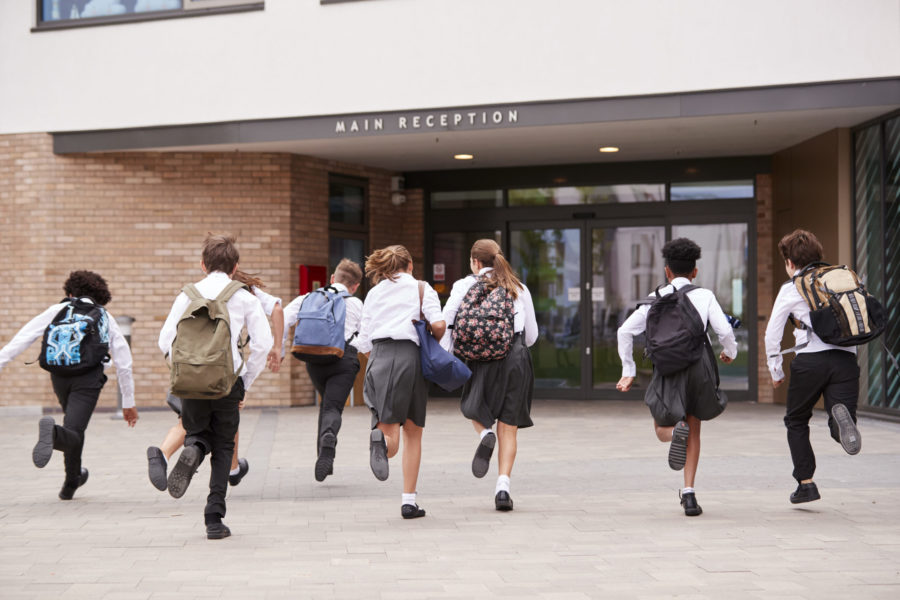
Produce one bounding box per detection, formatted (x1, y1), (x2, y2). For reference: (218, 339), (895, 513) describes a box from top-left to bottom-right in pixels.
(146, 269), (283, 491)
(0, 270), (138, 500)
(764, 229), (862, 504)
(616, 238), (737, 516)
(440, 239), (538, 511)
(283, 258), (363, 482)
(158, 234), (273, 539)
(357, 245), (446, 519)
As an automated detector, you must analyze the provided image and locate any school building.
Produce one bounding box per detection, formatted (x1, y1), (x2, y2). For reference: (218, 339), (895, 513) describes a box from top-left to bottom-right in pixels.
(0, 1), (898, 416)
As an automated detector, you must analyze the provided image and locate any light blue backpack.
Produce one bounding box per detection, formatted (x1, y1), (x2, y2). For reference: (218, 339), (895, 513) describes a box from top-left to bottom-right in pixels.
(291, 286), (351, 364)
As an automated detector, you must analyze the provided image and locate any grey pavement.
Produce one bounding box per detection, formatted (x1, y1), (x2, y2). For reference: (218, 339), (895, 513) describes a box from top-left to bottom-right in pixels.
(1, 399), (899, 599)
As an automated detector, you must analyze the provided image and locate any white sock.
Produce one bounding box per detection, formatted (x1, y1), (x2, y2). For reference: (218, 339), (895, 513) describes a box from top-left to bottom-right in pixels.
(479, 428), (493, 440)
(229, 466), (241, 476)
(402, 492), (417, 506)
(682, 487), (695, 495)
(495, 475), (510, 494)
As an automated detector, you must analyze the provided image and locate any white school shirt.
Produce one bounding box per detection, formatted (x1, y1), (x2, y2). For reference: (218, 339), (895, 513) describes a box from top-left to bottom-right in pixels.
(0, 299), (136, 409)
(764, 274), (855, 382)
(357, 273), (443, 354)
(158, 271), (273, 392)
(616, 277), (738, 378)
(282, 282), (364, 352)
(251, 286), (282, 318)
(440, 267), (539, 352)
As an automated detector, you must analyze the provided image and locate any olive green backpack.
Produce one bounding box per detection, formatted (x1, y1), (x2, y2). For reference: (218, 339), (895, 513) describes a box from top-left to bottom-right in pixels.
(168, 280), (247, 399)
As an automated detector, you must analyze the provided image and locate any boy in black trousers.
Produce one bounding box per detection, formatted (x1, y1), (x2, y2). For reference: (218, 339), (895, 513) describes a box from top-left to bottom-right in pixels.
(765, 229), (862, 504)
(0, 270), (138, 500)
(158, 234), (272, 539)
(283, 258), (364, 481)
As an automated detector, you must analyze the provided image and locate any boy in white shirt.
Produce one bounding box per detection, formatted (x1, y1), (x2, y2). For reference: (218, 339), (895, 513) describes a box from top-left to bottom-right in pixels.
(283, 258), (364, 482)
(0, 270), (138, 500)
(616, 238), (737, 517)
(158, 234), (273, 539)
(764, 229), (861, 504)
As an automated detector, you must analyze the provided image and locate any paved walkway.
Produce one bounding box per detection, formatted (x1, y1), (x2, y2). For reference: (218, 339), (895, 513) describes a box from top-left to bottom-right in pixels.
(1, 399), (899, 599)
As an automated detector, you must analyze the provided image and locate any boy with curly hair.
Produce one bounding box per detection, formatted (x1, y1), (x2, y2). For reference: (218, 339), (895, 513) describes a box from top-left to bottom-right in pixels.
(616, 238), (737, 516)
(0, 270), (138, 500)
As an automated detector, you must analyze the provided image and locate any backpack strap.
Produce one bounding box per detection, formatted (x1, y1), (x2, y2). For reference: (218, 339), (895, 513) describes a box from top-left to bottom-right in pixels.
(417, 280), (425, 322)
(182, 284), (203, 301)
(216, 280), (249, 303)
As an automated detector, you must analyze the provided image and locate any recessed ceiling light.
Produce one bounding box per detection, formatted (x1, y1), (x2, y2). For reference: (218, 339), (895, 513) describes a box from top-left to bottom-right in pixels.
(598, 146), (619, 153)
(454, 153), (474, 160)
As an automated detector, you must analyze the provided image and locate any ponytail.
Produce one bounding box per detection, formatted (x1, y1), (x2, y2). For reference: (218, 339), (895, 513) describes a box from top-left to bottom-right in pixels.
(470, 238), (522, 300)
(365, 245), (412, 285)
(233, 270), (265, 296)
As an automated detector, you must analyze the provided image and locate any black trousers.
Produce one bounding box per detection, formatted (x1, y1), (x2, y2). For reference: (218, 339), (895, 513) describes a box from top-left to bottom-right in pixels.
(784, 350), (860, 482)
(181, 379), (244, 518)
(306, 347), (360, 451)
(50, 366), (107, 486)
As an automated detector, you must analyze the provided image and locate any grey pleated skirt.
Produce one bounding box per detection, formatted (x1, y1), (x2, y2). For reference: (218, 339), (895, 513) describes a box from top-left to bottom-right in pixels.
(460, 334), (534, 429)
(364, 339), (428, 428)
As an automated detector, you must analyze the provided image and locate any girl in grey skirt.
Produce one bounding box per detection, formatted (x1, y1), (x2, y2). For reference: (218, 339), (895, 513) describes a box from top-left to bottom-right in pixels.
(441, 239), (538, 511)
(356, 245), (446, 519)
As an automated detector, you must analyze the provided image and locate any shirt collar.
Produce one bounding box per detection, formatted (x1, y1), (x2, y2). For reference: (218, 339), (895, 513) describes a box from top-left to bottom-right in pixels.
(671, 277), (692, 288)
(478, 267), (494, 275)
(331, 282), (349, 293)
(205, 271), (232, 281)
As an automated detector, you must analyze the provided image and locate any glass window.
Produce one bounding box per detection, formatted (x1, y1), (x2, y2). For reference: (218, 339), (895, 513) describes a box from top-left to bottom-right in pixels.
(39, 0), (258, 25)
(670, 180), (754, 201)
(329, 236), (366, 296)
(329, 178), (366, 227)
(671, 223), (749, 390)
(431, 231), (502, 300)
(508, 184), (664, 206)
(431, 190), (503, 210)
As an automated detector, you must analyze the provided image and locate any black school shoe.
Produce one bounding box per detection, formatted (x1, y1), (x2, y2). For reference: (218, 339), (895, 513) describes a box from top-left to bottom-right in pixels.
(229, 458), (250, 486)
(668, 421), (690, 471)
(401, 503), (426, 519)
(369, 429), (389, 481)
(790, 482), (821, 504)
(206, 522), (232, 540)
(168, 445), (202, 499)
(147, 446), (167, 491)
(32, 416), (55, 468)
(495, 490), (514, 511)
(679, 491), (703, 516)
(832, 404), (861, 455)
(472, 431), (496, 478)
(315, 432), (337, 482)
(59, 468), (89, 500)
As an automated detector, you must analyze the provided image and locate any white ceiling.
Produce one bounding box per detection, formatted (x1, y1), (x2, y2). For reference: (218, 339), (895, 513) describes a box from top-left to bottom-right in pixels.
(136, 105), (897, 172)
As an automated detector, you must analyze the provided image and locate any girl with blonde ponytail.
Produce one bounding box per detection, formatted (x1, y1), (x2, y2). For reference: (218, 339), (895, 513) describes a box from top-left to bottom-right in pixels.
(441, 239), (538, 512)
(357, 245), (446, 519)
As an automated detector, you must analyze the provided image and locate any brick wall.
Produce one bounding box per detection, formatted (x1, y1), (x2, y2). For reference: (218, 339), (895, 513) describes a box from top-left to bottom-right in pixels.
(755, 173), (775, 404)
(0, 134), (413, 410)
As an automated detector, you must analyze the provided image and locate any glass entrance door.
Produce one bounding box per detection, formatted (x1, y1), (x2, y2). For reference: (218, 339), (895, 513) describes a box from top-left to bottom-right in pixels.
(509, 220), (751, 398)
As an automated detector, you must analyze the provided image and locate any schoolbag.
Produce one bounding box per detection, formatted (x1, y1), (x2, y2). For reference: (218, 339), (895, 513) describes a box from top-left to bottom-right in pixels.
(39, 297), (109, 376)
(790, 262), (885, 347)
(291, 286), (351, 365)
(642, 284), (707, 376)
(452, 276), (515, 362)
(168, 280), (247, 400)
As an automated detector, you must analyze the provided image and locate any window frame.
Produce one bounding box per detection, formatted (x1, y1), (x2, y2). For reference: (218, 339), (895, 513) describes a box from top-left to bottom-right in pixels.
(33, 0), (263, 31)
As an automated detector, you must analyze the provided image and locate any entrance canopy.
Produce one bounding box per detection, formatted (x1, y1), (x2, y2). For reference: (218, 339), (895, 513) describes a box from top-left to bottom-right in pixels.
(53, 79), (900, 171)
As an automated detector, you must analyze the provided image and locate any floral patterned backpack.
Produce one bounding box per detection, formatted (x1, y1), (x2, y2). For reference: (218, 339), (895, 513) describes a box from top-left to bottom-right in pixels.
(452, 276), (515, 362)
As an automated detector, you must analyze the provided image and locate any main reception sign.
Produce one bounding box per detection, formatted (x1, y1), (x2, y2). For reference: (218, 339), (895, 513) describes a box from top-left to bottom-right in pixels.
(334, 109), (520, 134)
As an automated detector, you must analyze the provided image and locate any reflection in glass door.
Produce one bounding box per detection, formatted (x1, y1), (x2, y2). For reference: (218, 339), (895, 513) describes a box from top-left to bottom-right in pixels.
(510, 228), (581, 390)
(591, 227), (665, 389)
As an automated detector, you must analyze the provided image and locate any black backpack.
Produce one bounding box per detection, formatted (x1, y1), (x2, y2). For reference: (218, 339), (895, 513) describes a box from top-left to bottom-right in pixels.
(39, 298), (110, 376)
(641, 284), (707, 376)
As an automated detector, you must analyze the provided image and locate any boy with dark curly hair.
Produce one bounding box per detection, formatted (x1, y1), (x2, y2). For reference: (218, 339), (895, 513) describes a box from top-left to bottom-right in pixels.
(0, 270), (138, 500)
(616, 238), (737, 516)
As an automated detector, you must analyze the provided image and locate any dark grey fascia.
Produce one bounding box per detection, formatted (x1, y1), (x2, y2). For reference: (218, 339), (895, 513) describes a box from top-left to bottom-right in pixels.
(52, 78), (900, 154)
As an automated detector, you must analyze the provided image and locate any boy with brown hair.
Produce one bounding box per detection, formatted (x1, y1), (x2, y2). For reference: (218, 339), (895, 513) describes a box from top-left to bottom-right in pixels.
(158, 233), (273, 539)
(283, 258), (364, 482)
(765, 229), (862, 504)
